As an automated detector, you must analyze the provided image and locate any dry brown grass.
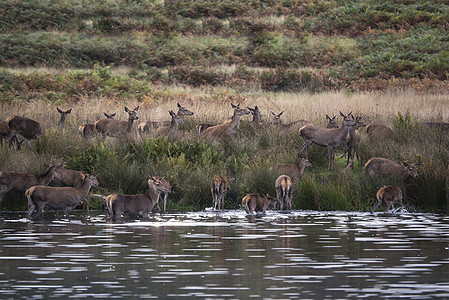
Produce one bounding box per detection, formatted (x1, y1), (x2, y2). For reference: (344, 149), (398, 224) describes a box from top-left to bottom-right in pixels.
(1, 88), (448, 132)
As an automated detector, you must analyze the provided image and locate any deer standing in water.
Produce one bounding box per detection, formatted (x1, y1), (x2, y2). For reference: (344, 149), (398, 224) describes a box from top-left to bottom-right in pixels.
(26, 174), (98, 218)
(275, 175), (294, 211)
(202, 103), (250, 140)
(105, 176), (169, 221)
(0, 163), (57, 209)
(95, 106), (139, 137)
(241, 193), (279, 215)
(298, 112), (356, 170)
(57, 108), (72, 130)
(211, 176), (235, 210)
(370, 185), (403, 213)
(79, 112), (116, 138)
(147, 176), (171, 213)
(270, 111), (311, 130)
(156, 110), (184, 136)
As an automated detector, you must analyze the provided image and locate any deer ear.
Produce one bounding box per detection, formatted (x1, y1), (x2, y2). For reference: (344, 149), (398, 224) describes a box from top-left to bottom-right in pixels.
(67, 109), (72, 114)
(229, 178), (236, 184)
(57, 107), (62, 113)
(271, 111), (275, 116)
(125, 107), (130, 112)
(135, 106), (140, 111)
(178, 103), (182, 108)
(416, 162), (422, 167)
(340, 111), (345, 117)
(326, 114), (330, 120)
(279, 111), (284, 116)
(403, 162), (409, 167)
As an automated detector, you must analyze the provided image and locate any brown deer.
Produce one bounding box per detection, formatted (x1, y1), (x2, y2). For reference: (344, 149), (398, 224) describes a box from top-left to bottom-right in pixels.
(57, 108), (72, 130)
(5, 116), (42, 148)
(247, 106), (263, 124)
(370, 185), (403, 213)
(364, 157), (421, 182)
(0, 163), (57, 208)
(138, 103), (194, 134)
(298, 112), (356, 170)
(270, 111), (311, 129)
(211, 176), (236, 210)
(79, 112), (116, 138)
(95, 106), (139, 137)
(326, 115), (340, 128)
(26, 174), (99, 218)
(202, 103), (250, 140)
(0, 119), (11, 145)
(147, 176), (171, 213)
(341, 115), (366, 168)
(275, 175), (294, 211)
(105, 176), (169, 221)
(270, 154), (312, 180)
(156, 110), (184, 136)
(241, 193), (279, 215)
(366, 124), (393, 140)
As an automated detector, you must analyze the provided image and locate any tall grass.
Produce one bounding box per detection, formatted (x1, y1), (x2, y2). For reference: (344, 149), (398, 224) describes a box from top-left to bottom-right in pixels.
(0, 86), (448, 213)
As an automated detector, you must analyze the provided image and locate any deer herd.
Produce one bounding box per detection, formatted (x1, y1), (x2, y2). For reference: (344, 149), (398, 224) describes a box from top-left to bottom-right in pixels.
(0, 100), (431, 220)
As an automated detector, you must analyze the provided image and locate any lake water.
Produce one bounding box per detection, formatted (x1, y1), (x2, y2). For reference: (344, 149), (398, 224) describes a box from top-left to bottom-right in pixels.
(0, 210), (448, 299)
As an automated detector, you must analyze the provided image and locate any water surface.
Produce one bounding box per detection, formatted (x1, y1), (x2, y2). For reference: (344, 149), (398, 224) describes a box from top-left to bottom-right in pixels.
(0, 210), (448, 299)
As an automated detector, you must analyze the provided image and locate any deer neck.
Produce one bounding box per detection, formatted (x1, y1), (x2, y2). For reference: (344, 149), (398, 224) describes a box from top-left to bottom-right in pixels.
(228, 110), (242, 130)
(38, 167), (56, 185)
(77, 178), (95, 199)
(127, 117), (135, 132)
(336, 122), (352, 142)
(59, 116), (66, 128)
(170, 118), (180, 131)
(147, 187), (161, 204)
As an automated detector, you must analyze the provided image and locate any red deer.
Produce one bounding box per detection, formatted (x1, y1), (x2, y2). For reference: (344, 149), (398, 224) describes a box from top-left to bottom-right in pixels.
(57, 108), (72, 130)
(156, 110), (184, 136)
(0, 163), (57, 208)
(241, 193), (279, 215)
(247, 106), (263, 124)
(326, 115), (339, 128)
(270, 155), (312, 180)
(95, 106), (139, 137)
(138, 103), (194, 134)
(298, 112), (356, 170)
(26, 174), (99, 218)
(105, 176), (169, 221)
(341, 115), (366, 168)
(364, 157), (421, 182)
(275, 175), (294, 211)
(202, 103), (250, 140)
(79, 112), (116, 138)
(147, 176), (171, 213)
(370, 185), (403, 213)
(52, 167), (87, 188)
(211, 176), (236, 210)
(366, 124), (393, 140)
(270, 111), (311, 129)
(5, 116), (42, 148)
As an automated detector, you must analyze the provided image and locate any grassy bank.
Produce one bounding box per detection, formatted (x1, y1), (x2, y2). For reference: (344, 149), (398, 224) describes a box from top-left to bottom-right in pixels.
(0, 73), (448, 213)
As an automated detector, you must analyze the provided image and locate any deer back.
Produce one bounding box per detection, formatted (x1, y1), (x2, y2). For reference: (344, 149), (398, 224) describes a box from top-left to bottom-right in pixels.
(6, 116), (42, 140)
(366, 124), (393, 140)
(364, 157), (420, 181)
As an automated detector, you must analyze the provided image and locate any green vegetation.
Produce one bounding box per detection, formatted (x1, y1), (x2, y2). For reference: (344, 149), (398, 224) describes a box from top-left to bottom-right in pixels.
(0, 0), (448, 92)
(0, 0), (448, 214)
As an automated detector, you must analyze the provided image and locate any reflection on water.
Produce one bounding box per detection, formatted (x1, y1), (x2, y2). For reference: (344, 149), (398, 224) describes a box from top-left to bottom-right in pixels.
(0, 211), (448, 299)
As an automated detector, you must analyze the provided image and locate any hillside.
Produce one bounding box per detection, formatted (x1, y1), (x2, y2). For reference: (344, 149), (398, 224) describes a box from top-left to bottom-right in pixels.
(1, 0), (449, 93)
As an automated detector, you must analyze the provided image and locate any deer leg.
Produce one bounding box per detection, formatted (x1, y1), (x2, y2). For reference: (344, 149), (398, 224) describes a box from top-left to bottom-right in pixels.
(370, 198), (382, 213)
(163, 192), (168, 213)
(328, 147), (335, 170)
